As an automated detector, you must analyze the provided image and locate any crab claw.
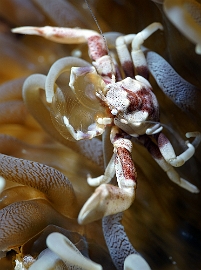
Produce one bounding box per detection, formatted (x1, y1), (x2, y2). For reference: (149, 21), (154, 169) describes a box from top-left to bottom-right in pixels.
(78, 135), (137, 225)
(78, 183), (135, 225)
(12, 26), (97, 44)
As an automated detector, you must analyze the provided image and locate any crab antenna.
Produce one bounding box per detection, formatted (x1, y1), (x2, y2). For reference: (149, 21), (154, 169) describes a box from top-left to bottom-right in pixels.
(84, 0), (109, 54)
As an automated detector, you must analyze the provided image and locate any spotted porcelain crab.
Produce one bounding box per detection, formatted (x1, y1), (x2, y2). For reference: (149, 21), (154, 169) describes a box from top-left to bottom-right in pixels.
(12, 22), (200, 225)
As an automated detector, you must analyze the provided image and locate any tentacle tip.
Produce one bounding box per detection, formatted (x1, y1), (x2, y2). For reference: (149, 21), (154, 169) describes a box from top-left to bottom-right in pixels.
(124, 254), (151, 270)
(189, 187), (199, 194)
(194, 188), (200, 194)
(180, 178), (199, 194)
(0, 176), (5, 193)
(11, 27), (23, 33)
(77, 214), (87, 225)
(195, 44), (201, 54)
(157, 22), (164, 31)
(47, 232), (103, 270)
(86, 174), (92, 185)
(45, 94), (53, 104)
(190, 185), (200, 194)
(45, 97), (52, 103)
(11, 28), (17, 33)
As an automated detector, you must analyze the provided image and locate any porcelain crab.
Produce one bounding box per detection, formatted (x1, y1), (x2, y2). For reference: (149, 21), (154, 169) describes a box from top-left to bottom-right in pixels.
(12, 22), (200, 225)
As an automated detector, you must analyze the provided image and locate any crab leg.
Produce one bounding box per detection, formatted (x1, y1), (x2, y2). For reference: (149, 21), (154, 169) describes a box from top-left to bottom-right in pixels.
(157, 132), (200, 167)
(138, 135), (199, 193)
(78, 128), (137, 224)
(131, 22), (163, 79)
(87, 153), (116, 186)
(115, 23), (163, 79)
(116, 35), (135, 78)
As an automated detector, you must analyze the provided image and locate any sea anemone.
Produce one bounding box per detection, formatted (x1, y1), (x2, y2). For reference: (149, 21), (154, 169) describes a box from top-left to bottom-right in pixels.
(0, 0), (201, 269)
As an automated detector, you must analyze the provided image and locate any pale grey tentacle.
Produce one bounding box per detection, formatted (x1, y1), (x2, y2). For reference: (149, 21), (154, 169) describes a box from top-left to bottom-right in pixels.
(102, 213), (138, 270)
(146, 51), (201, 120)
(0, 77), (25, 102)
(0, 153), (77, 217)
(32, 0), (89, 28)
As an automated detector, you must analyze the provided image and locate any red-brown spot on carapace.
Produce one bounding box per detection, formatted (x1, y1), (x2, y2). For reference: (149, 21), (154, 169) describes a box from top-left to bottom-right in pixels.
(125, 87), (159, 122)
